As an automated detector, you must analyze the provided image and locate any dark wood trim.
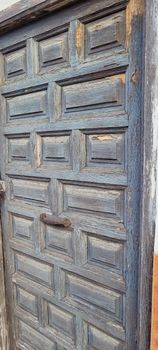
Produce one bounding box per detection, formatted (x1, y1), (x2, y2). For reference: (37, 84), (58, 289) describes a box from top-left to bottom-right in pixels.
(0, 0), (80, 34)
(0, 222), (9, 350)
(138, 0), (156, 349)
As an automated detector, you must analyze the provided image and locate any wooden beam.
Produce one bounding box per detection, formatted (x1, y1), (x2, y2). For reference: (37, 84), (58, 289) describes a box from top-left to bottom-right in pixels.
(0, 0), (80, 34)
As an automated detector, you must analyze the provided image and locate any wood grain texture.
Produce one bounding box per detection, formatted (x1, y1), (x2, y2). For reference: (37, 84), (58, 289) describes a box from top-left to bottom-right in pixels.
(6, 89), (48, 121)
(0, 224), (9, 350)
(38, 29), (69, 72)
(4, 46), (26, 80)
(0, 0), (128, 35)
(84, 10), (126, 62)
(139, 0), (155, 349)
(18, 320), (56, 350)
(16, 286), (38, 318)
(125, 0), (145, 348)
(86, 324), (122, 350)
(0, 0), (80, 33)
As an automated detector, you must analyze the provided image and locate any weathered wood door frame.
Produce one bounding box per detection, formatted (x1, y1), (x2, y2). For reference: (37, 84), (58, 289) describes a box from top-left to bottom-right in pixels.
(0, 223), (9, 350)
(139, 0), (158, 349)
(0, 1), (155, 349)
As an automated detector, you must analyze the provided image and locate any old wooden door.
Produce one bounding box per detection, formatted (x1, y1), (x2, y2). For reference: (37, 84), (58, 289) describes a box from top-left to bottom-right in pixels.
(0, 0), (144, 349)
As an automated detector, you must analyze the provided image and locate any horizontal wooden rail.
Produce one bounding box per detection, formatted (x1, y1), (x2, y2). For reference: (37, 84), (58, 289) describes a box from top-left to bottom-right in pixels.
(0, 0), (79, 33)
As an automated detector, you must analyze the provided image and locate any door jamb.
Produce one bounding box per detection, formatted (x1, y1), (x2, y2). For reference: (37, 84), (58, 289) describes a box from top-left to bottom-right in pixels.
(138, 0), (157, 349)
(0, 222), (9, 350)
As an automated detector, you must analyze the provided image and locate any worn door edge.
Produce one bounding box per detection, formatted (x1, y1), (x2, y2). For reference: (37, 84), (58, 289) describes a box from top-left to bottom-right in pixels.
(0, 0), (155, 349)
(138, 0), (157, 349)
(0, 221), (9, 350)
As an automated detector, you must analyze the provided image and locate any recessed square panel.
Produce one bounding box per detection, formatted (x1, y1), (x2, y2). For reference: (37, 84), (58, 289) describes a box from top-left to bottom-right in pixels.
(84, 323), (123, 350)
(18, 321), (56, 350)
(80, 232), (124, 274)
(84, 11), (126, 61)
(7, 135), (30, 164)
(15, 253), (54, 289)
(43, 224), (73, 260)
(11, 213), (34, 245)
(39, 132), (72, 169)
(84, 130), (126, 172)
(46, 302), (76, 341)
(4, 46), (26, 80)
(16, 286), (38, 318)
(38, 29), (69, 72)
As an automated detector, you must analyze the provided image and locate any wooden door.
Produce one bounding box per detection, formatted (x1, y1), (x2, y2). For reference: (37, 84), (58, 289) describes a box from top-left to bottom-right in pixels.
(0, 0), (143, 349)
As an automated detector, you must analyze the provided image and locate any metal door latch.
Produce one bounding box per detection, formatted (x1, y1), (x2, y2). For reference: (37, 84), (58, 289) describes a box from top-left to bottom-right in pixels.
(40, 213), (71, 227)
(0, 181), (5, 201)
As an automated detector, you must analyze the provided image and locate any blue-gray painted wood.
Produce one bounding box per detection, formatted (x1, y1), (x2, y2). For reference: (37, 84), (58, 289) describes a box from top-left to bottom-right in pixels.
(0, 0), (145, 349)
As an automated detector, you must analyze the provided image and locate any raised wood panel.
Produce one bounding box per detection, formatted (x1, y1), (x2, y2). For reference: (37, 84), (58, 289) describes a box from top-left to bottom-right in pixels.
(15, 254), (54, 288)
(62, 271), (122, 320)
(18, 321), (56, 350)
(12, 214), (34, 243)
(63, 183), (124, 221)
(85, 324), (123, 350)
(85, 11), (126, 61)
(39, 132), (72, 168)
(10, 178), (50, 206)
(38, 29), (69, 71)
(4, 46), (26, 80)
(87, 233), (123, 272)
(7, 135), (30, 163)
(0, 0), (127, 34)
(60, 74), (125, 118)
(85, 130), (125, 171)
(6, 88), (47, 121)
(47, 302), (75, 340)
(16, 286), (38, 317)
(44, 225), (73, 258)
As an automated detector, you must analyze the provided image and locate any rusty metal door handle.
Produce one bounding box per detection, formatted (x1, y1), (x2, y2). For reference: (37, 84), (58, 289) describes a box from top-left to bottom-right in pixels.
(40, 213), (71, 228)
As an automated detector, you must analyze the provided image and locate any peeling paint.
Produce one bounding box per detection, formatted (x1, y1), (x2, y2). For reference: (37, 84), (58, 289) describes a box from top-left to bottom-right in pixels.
(76, 21), (84, 58)
(126, 0), (144, 46)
